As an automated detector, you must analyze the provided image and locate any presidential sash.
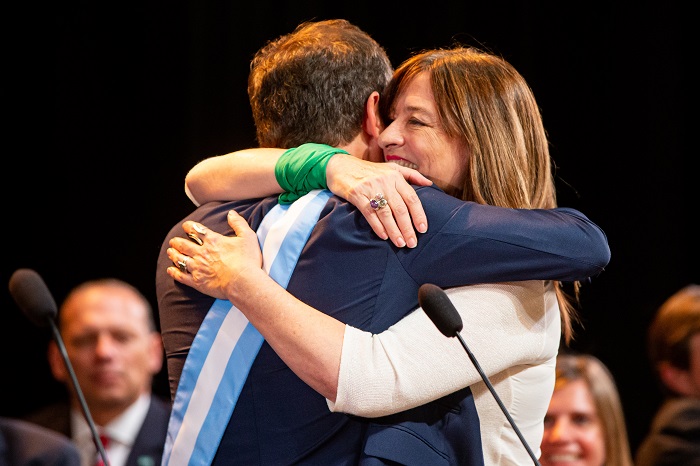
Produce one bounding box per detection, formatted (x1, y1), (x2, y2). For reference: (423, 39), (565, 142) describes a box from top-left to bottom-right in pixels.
(162, 189), (332, 466)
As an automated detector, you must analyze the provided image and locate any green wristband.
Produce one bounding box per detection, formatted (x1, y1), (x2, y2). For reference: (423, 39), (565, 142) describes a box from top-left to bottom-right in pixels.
(274, 143), (349, 204)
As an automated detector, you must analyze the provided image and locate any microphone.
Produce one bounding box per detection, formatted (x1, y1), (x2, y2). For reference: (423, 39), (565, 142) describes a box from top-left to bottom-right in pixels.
(8, 268), (58, 327)
(9, 268), (111, 466)
(418, 283), (463, 337)
(418, 283), (541, 466)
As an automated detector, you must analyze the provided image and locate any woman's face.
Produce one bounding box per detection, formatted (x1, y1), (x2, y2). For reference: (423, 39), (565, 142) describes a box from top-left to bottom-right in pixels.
(379, 72), (467, 197)
(540, 379), (606, 466)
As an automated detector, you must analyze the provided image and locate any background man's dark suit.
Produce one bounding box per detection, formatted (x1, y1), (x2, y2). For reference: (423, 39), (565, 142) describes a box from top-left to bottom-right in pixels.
(635, 398), (700, 466)
(23, 397), (170, 466)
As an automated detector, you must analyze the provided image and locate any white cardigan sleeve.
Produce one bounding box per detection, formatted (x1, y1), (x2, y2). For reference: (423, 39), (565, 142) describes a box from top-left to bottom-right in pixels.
(327, 280), (558, 417)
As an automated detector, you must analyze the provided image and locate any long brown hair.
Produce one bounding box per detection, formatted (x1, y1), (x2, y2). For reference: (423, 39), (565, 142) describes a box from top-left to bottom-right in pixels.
(381, 47), (580, 341)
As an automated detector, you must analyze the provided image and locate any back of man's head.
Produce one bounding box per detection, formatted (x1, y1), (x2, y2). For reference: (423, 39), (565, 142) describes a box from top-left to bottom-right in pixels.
(248, 19), (392, 148)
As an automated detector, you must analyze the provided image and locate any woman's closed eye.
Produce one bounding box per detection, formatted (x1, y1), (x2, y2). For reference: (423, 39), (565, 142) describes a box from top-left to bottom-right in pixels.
(408, 117), (428, 127)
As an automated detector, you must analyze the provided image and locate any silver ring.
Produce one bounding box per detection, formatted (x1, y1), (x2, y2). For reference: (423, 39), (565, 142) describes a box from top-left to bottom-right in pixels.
(187, 233), (204, 246)
(370, 193), (388, 211)
(177, 257), (189, 274)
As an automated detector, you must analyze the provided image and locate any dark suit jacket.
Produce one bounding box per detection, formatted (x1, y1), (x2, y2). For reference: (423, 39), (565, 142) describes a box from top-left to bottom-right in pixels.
(23, 396), (170, 466)
(157, 186), (610, 465)
(0, 417), (80, 466)
(636, 397), (700, 466)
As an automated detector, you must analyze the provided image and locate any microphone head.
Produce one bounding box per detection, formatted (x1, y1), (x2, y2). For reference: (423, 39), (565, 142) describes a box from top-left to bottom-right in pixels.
(8, 268), (58, 327)
(418, 283), (463, 337)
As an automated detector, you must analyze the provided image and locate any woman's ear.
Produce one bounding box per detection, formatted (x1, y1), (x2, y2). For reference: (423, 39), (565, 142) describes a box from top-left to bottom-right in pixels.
(363, 91), (383, 138)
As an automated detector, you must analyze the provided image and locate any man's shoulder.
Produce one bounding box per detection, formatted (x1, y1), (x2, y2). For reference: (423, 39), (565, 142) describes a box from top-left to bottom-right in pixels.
(326, 185), (456, 212)
(0, 416), (66, 439)
(414, 184), (464, 206)
(141, 395), (171, 435)
(656, 397), (700, 426)
(147, 395), (171, 418)
(0, 417), (80, 466)
(173, 198), (279, 234)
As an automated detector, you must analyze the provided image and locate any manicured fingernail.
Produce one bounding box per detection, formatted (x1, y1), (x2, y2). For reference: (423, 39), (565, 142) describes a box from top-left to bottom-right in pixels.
(407, 238), (417, 248)
(418, 223), (427, 233)
(396, 237), (406, 248)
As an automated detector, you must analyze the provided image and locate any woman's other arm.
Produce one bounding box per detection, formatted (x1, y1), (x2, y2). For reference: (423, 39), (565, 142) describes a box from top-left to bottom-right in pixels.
(184, 144), (432, 247)
(166, 211), (561, 413)
(167, 211), (344, 401)
(184, 148), (285, 206)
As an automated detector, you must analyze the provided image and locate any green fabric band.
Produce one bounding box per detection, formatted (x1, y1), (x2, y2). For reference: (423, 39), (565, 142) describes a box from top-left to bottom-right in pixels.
(274, 143), (349, 204)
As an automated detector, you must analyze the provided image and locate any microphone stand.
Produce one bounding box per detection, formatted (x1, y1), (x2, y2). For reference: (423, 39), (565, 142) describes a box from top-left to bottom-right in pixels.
(455, 331), (541, 466)
(49, 318), (110, 466)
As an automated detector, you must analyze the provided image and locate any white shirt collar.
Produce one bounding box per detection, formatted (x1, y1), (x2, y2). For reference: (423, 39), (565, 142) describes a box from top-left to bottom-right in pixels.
(71, 394), (152, 466)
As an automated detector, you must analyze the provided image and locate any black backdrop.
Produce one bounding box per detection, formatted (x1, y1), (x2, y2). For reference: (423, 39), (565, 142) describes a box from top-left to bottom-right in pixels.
(2, 1), (694, 455)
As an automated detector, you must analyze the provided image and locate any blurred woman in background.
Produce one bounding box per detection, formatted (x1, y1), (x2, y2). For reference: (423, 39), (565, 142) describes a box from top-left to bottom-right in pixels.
(540, 353), (633, 466)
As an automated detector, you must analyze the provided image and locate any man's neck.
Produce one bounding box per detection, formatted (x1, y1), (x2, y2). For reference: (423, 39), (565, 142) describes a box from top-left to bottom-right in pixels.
(340, 132), (378, 162)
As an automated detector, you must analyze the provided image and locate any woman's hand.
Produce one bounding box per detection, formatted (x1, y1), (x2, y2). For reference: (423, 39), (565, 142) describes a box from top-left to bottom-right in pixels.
(166, 211), (266, 301)
(326, 154), (432, 248)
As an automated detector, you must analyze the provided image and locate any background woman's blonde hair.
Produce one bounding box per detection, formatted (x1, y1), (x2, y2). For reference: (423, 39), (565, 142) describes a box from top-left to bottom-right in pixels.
(380, 46), (580, 341)
(556, 353), (634, 466)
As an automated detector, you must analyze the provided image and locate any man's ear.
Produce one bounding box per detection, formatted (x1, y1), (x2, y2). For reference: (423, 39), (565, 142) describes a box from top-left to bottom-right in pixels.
(363, 91), (383, 138)
(47, 340), (69, 383)
(658, 361), (695, 396)
(148, 332), (164, 375)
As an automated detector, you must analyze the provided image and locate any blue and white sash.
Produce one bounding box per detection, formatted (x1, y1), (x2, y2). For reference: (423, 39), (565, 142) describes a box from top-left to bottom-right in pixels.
(162, 189), (332, 466)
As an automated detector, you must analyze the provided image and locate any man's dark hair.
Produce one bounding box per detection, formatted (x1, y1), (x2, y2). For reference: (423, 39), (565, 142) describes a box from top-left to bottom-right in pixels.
(248, 19), (392, 148)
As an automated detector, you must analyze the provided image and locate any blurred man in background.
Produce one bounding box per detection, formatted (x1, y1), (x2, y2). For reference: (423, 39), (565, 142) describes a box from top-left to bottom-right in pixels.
(24, 278), (170, 466)
(636, 284), (700, 466)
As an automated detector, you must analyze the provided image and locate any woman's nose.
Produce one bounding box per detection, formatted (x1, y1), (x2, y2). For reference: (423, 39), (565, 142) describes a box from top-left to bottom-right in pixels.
(378, 121), (401, 149)
(548, 418), (572, 442)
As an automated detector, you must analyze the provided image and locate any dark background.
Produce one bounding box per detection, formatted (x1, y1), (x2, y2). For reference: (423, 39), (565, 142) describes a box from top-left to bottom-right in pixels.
(2, 1), (693, 455)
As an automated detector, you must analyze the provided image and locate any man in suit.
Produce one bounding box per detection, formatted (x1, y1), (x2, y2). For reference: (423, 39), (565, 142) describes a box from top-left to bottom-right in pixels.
(25, 279), (170, 466)
(636, 284), (700, 466)
(0, 417), (80, 466)
(156, 20), (610, 465)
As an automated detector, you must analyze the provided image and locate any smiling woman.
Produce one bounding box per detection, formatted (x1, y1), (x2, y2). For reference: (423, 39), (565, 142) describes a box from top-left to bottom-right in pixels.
(378, 72), (467, 198)
(540, 353), (634, 466)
